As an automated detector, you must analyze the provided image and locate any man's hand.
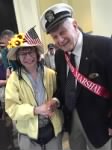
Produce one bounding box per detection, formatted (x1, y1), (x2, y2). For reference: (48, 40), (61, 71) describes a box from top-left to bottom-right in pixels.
(34, 99), (58, 117)
(34, 103), (54, 117)
(0, 80), (6, 86)
(47, 100), (58, 112)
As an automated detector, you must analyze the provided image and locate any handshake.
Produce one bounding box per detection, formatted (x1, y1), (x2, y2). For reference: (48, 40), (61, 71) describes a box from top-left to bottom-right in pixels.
(34, 98), (59, 118)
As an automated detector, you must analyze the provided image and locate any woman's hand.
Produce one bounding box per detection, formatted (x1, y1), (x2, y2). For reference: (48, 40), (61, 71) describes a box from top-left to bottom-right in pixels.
(34, 101), (56, 117)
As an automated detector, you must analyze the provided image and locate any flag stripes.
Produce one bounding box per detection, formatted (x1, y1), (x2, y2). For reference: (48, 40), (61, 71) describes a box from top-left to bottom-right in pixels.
(25, 26), (42, 46)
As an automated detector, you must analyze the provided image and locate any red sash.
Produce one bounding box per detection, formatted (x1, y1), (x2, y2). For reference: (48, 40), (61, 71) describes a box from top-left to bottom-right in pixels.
(65, 53), (111, 98)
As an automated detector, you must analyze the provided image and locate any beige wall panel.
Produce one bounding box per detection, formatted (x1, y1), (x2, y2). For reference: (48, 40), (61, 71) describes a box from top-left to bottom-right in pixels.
(68, 0), (92, 32)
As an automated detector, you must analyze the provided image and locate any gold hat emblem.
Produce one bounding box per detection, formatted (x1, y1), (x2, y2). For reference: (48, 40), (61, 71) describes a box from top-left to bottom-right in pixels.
(45, 10), (55, 23)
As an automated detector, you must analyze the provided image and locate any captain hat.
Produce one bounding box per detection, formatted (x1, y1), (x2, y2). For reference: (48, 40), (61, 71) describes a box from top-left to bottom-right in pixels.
(40, 3), (74, 33)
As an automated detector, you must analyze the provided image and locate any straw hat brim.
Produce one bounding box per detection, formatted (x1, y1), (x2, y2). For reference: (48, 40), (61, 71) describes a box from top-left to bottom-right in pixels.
(7, 43), (44, 60)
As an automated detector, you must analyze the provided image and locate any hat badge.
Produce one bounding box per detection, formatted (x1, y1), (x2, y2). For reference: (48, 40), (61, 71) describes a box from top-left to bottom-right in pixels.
(45, 10), (55, 23)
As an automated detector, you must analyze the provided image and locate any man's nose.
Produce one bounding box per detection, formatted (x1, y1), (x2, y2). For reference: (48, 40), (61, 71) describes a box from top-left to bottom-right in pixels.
(57, 36), (64, 43)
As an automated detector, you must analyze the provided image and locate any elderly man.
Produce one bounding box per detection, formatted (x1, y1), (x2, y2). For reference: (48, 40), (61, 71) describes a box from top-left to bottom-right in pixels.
(40, 3), (112, 150)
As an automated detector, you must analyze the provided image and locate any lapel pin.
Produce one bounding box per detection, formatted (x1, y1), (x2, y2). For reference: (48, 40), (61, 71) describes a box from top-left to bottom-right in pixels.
(85, 57), (88, 60)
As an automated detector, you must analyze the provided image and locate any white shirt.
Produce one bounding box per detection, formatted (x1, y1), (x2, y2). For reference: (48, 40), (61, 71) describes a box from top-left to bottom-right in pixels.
(72, 30), (83, 69)
(67, 30), (83, 86)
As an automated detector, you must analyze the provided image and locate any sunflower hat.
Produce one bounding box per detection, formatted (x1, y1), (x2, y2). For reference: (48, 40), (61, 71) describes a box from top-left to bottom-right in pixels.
(7, 31), (43, 60)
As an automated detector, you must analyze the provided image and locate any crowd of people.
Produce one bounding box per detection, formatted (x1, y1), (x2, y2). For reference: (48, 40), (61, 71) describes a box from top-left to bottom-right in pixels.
(0, 2), (112, 150)
(0, 29), (19, 150)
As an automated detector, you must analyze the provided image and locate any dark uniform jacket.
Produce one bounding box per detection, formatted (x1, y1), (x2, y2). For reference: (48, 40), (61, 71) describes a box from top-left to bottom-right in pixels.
(55, 33), (112, 148)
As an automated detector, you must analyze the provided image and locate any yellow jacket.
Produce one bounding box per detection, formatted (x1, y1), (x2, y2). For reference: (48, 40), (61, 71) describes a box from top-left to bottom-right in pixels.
(5, 67), (63, 139)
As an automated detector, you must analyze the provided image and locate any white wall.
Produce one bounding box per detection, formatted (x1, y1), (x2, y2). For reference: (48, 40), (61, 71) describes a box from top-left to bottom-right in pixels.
(13, 0), (41, 38)
(90, 0), (112, 37)
(13, 0), (112, 38)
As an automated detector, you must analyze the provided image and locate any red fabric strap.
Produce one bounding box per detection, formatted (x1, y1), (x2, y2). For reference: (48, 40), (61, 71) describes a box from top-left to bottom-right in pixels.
(65, 53), (111, 98)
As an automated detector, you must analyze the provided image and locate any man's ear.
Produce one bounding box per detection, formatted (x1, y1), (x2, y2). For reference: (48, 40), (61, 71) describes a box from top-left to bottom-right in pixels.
(72, 20), (83, 32)
(72, 20), (78, 29)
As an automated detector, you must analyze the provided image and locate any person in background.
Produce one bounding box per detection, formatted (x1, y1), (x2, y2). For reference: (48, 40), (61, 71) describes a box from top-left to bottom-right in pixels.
(0, 49), (6, 116)
(40, 53), (45, 66)
(0, 47), (17, 150)
(44, 43), (56, 70)
(0, 29), (18, 78)
(5, 32), (63, 150)
(0, 30), (19, 150)
(40, 3), (112, 150)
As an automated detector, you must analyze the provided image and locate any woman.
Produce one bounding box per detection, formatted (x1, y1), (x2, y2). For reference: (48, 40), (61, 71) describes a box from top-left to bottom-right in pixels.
(5, 33), (63, 150)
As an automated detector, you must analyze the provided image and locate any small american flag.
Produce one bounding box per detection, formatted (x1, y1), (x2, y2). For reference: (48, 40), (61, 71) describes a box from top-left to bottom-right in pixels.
(25, 26), (42, 46)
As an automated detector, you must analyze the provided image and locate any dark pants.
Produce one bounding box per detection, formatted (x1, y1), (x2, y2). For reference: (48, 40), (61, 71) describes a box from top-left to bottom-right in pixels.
(0, 110), (19, 150)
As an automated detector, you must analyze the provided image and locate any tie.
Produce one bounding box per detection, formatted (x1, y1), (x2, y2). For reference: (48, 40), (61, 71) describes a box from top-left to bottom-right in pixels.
(65, 54), (77, 111)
